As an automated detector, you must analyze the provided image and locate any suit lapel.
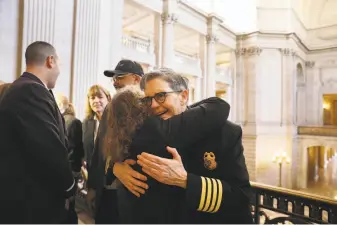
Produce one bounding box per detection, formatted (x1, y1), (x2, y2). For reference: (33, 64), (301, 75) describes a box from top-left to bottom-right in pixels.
(86, 119), (95, 150)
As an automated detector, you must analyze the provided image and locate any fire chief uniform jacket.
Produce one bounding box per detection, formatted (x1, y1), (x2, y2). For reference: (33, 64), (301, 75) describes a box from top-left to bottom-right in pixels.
(181, 120), (253, 224)
(117, 97), (230, 224)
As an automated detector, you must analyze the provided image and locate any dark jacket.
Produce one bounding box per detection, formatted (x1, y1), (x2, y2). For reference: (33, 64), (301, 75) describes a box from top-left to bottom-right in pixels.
(82, 117), (97, 167)
(86, 108), (110, 213)
(64, 114), (84, 172)
(0, 72), (76, 223)
(117, 97), (230, 224)
(182, 121), (253, 224)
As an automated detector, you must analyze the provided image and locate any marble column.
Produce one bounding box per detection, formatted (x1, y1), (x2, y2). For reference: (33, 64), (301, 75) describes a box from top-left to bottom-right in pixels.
(194, 77), (202, 102)
(20, 0), (75, 97)
(240, 47), (262, 182)
(205, 34), (217, 98)
(305, 61), (317, 125)
(0, 0), (21, 82)
(198, 34), (207, 99)
(161, 13), (177, 68)
(229, 50), (236, 121)
(96, 0), (124, 92)
(279, 48), (296, 127)
(22, 0), (56, 53)
(234, 47), (245, 124)
(21, 0), (57, 74)
(72, 0), (124, 120)
(154, 14), (162, 68)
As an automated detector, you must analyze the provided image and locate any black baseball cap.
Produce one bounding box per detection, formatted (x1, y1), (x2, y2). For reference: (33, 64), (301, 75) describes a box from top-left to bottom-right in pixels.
(104, 59), (144, 77)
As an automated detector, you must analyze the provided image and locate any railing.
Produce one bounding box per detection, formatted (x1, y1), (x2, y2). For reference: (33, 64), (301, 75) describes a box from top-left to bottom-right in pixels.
(216, 66), (232, 85)
(251, 182), (337, 224)
(174, 51), (199, 65)
(122, 35), (152, 53)
(298, 126), (337, 137)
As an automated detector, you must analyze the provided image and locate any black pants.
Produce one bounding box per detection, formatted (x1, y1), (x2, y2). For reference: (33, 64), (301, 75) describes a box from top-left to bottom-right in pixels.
(62, 200), (78, 224)
(95, 189), (119, 224)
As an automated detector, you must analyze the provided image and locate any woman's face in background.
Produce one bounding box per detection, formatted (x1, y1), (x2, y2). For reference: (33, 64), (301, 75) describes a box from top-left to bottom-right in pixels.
(89, 90), (109, 115)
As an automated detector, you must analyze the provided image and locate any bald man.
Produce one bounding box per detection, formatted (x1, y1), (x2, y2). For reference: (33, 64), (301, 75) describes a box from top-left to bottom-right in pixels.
(0, 41), (76, 223)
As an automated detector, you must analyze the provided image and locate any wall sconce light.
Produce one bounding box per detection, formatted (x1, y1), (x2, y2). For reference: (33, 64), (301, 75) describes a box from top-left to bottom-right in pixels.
(323, 102), (330, 110)
(272, 151), (290, 187)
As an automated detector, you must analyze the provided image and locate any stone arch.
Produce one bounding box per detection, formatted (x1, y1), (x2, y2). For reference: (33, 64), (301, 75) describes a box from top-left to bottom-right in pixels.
(297, 137), (337, 189)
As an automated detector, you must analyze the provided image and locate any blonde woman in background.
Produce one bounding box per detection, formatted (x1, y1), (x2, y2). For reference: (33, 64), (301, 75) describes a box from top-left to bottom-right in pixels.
(82, 85), (111, 169)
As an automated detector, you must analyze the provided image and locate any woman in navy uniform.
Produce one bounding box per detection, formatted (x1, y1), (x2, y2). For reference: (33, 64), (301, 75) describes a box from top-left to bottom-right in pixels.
(103, 82), (230, 223)
(136, 69), (253, 224)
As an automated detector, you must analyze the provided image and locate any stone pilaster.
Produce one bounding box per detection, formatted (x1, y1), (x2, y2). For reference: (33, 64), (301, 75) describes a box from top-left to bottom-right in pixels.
(21, 0), (56, 71)
(161, 0), (178, 68)
(154, 14), (163, 68)
(71, 0), (124, 120)
(235, 46), (263, 182)
(198, 34), (207, 99)
(279, 48), (297, 127)
(71, 0), (101, 119)
(205, 34), (218, 98)
(305, 61), (318, 125)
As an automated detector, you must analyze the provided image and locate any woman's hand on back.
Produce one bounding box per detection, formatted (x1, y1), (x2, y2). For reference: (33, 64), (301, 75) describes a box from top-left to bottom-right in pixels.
(113, 159), (149, 197)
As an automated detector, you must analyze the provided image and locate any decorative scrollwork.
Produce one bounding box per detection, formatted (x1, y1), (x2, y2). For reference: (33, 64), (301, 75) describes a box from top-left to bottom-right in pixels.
(305, 61), (315, 68)
(206, 34), (218, 44)
(161, 13), (178, 24)
(279, 48), (296, 56)
(235, 47), (263, 57)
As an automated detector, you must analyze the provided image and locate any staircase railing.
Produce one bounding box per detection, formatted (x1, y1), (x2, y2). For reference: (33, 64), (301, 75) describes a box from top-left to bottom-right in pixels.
(250, 182), (337, 224)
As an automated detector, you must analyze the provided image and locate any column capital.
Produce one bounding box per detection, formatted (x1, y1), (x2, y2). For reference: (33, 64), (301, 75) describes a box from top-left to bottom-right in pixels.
(206, 34), (218, 44)
(161, 13), (178, 24)
(305, 61), (315, 68)
(279, 48), (296, 56)
(236, 47), (263, 57)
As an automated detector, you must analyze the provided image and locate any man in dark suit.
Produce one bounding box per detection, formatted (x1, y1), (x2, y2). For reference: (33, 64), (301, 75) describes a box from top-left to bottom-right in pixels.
(0, 41), (76, 223)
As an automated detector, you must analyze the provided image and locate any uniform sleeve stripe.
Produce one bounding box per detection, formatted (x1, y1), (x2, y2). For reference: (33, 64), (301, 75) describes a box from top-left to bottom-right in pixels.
(202, 177), (212, 211)
(197, 176), (207, 211)
(212, 179), (223, 213)
(207, 178), (218, 212)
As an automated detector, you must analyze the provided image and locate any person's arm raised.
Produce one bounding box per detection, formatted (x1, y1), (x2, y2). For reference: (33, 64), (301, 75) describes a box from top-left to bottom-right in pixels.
(153, 97), (230, 150)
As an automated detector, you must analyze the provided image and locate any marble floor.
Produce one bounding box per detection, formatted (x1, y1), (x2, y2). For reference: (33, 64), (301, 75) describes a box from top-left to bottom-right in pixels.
(257, 155), (337, 199)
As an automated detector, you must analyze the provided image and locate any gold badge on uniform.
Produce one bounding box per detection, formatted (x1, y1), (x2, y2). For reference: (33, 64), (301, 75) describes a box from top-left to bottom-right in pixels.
(203, 152), (217, 170)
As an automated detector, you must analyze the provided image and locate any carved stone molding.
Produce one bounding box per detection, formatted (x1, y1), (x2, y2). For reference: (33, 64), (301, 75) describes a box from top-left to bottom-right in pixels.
(235, 47), (263, 57)
(247, 47), (262, 56)
(235, 48), (246, 57)
(298, 126), (337, 137)
(206, 34), (218, 44)
(279, 48), (296, 56)
(161, 13), (178, 24)
(305, 61), (315, 68)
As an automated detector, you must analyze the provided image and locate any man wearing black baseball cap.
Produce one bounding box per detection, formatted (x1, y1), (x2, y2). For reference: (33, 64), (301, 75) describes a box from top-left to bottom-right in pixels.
(87, 59), (147, 224)
(104, 59), (144, 90)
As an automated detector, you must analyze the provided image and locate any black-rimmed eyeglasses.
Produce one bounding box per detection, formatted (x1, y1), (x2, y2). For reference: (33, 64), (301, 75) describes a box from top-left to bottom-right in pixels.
(141, 91), (182, 107)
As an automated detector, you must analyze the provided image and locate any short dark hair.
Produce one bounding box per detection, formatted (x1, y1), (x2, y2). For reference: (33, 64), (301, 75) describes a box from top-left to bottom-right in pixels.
(140, 68), (188, 91)
(25, 41), (56, 65)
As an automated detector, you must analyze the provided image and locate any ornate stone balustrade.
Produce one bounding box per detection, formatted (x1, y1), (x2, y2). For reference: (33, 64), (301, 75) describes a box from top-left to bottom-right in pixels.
(215, 66), (232, 85)
(298, 126), (337, 137)
(122, 35), (152, 53)
(251, 182), (337, 224)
